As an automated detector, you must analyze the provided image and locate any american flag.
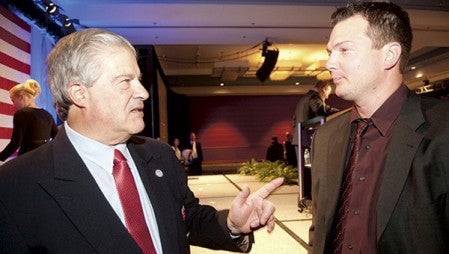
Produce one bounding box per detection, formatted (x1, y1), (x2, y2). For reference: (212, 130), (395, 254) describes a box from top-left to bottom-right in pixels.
(0, 4), (31, 155)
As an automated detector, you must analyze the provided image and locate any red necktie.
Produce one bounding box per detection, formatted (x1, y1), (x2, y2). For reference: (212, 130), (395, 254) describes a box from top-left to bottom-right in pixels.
(329, 119), (372, 253)
(113, 149), (156, 254)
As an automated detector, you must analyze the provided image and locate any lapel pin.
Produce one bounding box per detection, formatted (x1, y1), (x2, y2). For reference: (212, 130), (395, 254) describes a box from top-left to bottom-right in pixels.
(155, 169), (163, 177)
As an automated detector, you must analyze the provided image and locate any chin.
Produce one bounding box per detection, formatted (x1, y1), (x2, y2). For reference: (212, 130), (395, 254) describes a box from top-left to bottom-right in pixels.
(132, 123), (145, 134)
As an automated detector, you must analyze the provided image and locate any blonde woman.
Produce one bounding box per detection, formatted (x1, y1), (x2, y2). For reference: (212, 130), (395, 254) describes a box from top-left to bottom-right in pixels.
(0, 79), (58, 161)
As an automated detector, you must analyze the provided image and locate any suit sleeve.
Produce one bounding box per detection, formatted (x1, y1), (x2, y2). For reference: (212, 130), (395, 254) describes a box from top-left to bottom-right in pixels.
(176, 151), (252, 252)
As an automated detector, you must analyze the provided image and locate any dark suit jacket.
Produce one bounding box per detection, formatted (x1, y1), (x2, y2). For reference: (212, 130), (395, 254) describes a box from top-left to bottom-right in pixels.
(309, 91), (449, 253)
(0, 127), (247, 253)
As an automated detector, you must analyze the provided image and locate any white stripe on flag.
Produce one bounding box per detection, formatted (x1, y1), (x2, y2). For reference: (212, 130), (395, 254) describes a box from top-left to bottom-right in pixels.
(0, 89), (12, 104)
(0, 113), (13, 128)
(0, 63), (30, 84)
(0, 38), (31, 64)
(0, 13), (31, 42)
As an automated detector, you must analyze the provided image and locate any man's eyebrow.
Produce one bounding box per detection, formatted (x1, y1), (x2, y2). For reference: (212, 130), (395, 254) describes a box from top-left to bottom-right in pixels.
(327, 41), (352, 51)
(111, 74), (132, 83)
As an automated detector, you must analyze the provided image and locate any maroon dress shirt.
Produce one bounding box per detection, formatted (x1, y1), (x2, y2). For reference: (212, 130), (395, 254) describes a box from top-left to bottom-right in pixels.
(336, 85), (407, 253)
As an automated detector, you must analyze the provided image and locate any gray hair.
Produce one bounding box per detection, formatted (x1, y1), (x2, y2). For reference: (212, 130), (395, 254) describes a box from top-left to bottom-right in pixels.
(47, 28), (136, 120)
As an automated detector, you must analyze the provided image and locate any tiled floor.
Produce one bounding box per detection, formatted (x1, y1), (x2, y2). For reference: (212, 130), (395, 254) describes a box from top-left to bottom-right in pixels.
(187, 174), (311, 253)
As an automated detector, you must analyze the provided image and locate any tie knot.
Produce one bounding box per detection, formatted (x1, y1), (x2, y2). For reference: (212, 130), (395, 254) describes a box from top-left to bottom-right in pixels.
(356, 118), (372, 135)
(114, 149), (127, 165)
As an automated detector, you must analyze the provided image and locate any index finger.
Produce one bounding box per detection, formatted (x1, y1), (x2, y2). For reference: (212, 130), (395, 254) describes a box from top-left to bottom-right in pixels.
(253, 177), (284, 199)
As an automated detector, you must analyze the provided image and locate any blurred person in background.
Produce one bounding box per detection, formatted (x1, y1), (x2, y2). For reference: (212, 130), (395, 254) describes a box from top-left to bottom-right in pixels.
(0, 79), (58, 161)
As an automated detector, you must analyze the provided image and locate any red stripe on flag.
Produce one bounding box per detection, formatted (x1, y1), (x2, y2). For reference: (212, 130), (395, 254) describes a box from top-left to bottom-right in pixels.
(0, 51), (30, 74)
(0, 26), (31, 54)
(0, 101), (15, 116)
(0, 76), (17, 90)
(0, 127), (13, 139)
(0, 5), (30, 32)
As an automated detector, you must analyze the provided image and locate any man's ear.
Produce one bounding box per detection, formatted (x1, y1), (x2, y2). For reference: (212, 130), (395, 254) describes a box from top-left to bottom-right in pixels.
(67, 83), (88, 107)
(383, 42), (401, 70)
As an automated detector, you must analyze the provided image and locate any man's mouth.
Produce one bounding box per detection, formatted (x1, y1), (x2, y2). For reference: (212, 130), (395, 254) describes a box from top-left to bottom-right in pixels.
(131, 107), (144, 113)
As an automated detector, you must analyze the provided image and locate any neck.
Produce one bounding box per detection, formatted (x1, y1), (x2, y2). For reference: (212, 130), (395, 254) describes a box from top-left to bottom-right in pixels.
(354, 76), (403, 118)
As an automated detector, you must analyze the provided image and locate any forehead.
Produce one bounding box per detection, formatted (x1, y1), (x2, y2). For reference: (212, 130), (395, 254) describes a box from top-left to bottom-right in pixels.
(98, 48), (138, 71)
(327, 15), (369, 47)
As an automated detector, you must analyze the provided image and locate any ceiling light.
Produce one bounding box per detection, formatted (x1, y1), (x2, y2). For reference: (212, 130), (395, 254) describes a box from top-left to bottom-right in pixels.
(58, 15), (72, 28)
(63, 18), (72, 28)
(220, 82), (224, 86)
(44, 1), (58, 15)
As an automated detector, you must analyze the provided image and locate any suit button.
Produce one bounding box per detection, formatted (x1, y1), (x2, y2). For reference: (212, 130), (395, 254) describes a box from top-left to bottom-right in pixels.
(348, 244), (353, 249)
(354, 210), (360, 215)
(359, 176), (365, 181)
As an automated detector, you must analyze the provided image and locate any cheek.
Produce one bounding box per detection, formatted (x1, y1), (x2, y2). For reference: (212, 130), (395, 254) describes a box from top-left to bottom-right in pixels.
(14, 101), (23, 109)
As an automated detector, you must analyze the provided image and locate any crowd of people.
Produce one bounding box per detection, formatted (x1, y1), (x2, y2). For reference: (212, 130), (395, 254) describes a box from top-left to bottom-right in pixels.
(1, 2), (448, 253)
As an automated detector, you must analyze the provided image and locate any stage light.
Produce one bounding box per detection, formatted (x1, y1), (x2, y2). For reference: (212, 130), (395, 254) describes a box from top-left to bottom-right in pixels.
(63, 18), (72, 28)
(43, 0), (58, 15)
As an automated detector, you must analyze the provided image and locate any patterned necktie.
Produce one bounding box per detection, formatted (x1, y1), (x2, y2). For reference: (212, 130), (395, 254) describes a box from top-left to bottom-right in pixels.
(329, 118), (372, 253)
(113, 149), (156, 254)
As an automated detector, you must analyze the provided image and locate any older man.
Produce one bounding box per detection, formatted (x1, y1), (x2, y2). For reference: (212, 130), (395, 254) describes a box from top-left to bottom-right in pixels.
(0, 28), (283, 253)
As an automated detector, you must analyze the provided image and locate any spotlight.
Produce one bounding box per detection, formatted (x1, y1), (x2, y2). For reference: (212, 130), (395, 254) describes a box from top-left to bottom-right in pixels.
(43, 0), (58, 15)
(59, 15), (72, 28)
(63, 18), (72, 28)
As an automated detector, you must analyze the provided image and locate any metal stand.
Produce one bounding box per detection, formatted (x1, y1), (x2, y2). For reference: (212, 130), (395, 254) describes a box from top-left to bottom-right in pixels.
(297, 116), (325, 213)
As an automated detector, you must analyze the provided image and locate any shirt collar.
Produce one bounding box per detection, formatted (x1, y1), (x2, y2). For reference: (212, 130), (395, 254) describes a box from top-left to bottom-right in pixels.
(65, 122), (125, 174)
(350, 85), (408, 136)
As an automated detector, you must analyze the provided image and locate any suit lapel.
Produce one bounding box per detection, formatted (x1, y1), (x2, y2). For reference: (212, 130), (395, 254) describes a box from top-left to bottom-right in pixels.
(128, 138), (181, 253)
(323, 113), (351, 223)
(377, 93), (425, 240)
(38, 128), (142, 253)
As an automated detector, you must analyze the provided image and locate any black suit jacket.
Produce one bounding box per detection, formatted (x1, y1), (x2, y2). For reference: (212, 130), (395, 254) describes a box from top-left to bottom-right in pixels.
(0, 127), (246, 253)
(309, 91), (449, 253)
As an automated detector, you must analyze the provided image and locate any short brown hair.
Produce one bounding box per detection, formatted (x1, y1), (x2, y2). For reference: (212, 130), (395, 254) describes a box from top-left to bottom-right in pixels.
(331, 2), (412, 73)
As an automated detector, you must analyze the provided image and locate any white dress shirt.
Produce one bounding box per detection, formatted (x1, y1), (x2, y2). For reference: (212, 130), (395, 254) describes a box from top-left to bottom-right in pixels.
(64, 122), (163, 253)
(191, 141), (198, 159)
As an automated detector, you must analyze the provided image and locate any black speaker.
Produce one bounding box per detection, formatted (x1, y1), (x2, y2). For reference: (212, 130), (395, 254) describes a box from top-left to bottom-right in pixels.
(256, 50), (279, 82)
